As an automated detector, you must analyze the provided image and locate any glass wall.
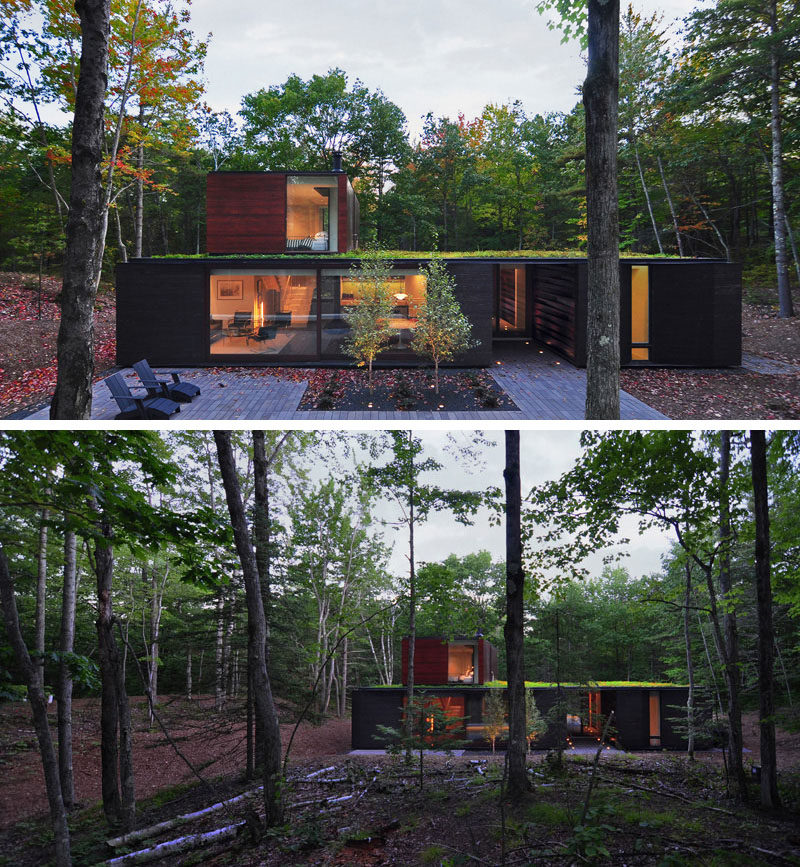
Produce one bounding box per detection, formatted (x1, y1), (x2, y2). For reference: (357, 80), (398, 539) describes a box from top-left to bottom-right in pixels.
(631, 265), (650, 360)
(447, 643), (477, 683)
(209, 267), (428, 360)
(286, 176), (338, 251)
(209, 270), (317, 357)
(320, 270), (426, 358)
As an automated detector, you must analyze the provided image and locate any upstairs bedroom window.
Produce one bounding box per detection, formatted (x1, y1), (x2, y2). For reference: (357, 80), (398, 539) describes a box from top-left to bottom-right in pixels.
(286, 176), (338, 251)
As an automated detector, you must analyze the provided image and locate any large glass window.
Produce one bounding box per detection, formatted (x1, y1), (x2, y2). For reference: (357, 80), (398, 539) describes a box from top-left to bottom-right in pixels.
(286, 176), (338, 251)
(320, 270), (426, 358)
(209, 270), (317, 357)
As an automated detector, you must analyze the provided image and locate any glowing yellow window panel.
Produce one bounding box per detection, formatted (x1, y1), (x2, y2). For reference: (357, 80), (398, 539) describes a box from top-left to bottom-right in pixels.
(631, 265), (649, 361)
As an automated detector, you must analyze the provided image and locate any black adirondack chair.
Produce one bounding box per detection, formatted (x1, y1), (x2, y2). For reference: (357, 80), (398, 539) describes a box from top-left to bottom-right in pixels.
(132, 359), (200, 403)
(104, 372), (180, 419)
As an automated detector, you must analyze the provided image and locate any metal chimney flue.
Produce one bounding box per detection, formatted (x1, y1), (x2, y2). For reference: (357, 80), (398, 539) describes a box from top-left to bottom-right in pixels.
(331, 151), (343, 172)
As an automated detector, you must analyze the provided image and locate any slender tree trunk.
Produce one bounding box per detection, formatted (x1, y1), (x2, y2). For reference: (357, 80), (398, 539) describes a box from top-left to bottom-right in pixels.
(583, 0), (621, 419)
(35, 508), (49, 690)
(57, 529), (78, 810)
(683, 561), (695, 761)
(633, 138), (663, 254)
(697, 614), (725, 719)
(774, 635), (793, 708)
(719, 431), (748, 798)
(186, 648), (192, 700)
(215, 588), (225, 711)
(223, 589), (236, 698)
(134, 122), (145, 258)
(115, 206), (128, 263)
(784, 216), (800, 288)
(0, 547), (71, 866)
(769, 2), (792, 318)
(657, 154), (683, 257)
(50, 0), (111, 419)
(504, 430), (527, 798)
(214, 432), (283, 826)
(750, 430), (781, 809)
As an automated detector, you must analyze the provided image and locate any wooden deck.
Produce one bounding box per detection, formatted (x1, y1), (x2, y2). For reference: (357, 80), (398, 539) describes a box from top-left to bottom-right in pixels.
(22, 345), (666, 421)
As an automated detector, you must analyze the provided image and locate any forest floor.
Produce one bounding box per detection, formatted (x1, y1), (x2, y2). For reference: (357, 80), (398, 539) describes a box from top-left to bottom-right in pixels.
(1, 271), (799, 419)
(0, 697), (798, 866)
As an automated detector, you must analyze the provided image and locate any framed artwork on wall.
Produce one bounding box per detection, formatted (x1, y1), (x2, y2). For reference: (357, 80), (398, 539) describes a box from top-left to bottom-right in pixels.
(216, 279), (243, 300)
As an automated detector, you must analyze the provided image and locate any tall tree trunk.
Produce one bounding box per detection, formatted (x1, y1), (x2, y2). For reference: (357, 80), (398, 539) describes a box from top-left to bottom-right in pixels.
(35, 508), (49, 690)
(583, 0), (621, 419)
(94, 507), (135, 831)
(186, 647), (192, 700)
(769, 1), (792, 318)
(657, 154), (683, 257)
(504, 430), (527, 798)
(50, 0), (111, 419)
(750, 430), (781, 809)
(57, 529), (78, 810)
(0, 546), (71, 867)
(405, 434), (416, 751)
(95, 521), (121, 826)
(683, 561), (695, 761)
(719, 431), (748, 798)
(214, 432), (283, 826)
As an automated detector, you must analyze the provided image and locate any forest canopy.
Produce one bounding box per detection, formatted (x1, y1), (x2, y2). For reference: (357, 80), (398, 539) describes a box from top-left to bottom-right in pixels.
(1, 0), (798, 283)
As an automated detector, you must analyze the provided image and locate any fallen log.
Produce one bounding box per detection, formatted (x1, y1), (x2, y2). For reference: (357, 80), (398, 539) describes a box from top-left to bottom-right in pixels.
(105, 821), (245, 866)
(303, 766), (336, 780)
(107, 787), (263, 849)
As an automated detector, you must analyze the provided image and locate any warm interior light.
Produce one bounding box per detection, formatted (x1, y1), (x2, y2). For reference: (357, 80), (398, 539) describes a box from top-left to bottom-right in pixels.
(393, 292), (408, 302)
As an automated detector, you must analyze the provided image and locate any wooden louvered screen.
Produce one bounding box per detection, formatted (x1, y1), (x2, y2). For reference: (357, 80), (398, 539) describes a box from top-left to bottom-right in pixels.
(532, 264), (577, 361)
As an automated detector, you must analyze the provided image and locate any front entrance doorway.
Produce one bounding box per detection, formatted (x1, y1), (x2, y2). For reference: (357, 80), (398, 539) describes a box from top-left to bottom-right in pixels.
(493, 265), (530, 339)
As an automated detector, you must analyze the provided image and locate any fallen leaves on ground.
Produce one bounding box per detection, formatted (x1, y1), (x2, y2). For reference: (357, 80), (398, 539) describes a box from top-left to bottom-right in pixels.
(620, 368), (800, 419)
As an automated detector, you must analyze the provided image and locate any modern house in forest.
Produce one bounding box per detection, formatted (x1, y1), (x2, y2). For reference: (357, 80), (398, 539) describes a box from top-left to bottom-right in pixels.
(115, 164), (742, 370)
(351, 637), (697, 752)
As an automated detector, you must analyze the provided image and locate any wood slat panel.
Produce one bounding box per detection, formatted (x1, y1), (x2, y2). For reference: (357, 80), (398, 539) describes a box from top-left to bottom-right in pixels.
(533, 264), (578, 361)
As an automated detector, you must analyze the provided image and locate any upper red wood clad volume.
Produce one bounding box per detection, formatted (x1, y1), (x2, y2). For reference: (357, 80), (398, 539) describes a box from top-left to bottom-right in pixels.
(206, 173), (286, 254)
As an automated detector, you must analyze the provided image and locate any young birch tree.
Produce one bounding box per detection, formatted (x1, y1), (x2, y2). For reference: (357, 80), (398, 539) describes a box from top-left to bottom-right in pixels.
(410, 256), (476, 393)
(344, 248), (396, 387)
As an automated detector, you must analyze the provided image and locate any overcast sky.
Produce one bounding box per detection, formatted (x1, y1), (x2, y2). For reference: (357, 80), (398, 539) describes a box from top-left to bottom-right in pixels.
(356, 430), (672, 581)
(191, 0), (699, 140)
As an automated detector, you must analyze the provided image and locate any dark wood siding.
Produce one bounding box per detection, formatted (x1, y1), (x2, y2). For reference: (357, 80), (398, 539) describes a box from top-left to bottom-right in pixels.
(710, 263), (742, 365)
(614, 689), (649, 750)
(206, 173), (286, 254)
(351, 690), (404, 749)
(337, 174), (348, 252)
(532, 263), (579, 362)
(449, 262), (494, 366)
(649, 264), (716, 365)
(116, 262), (207, 365)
